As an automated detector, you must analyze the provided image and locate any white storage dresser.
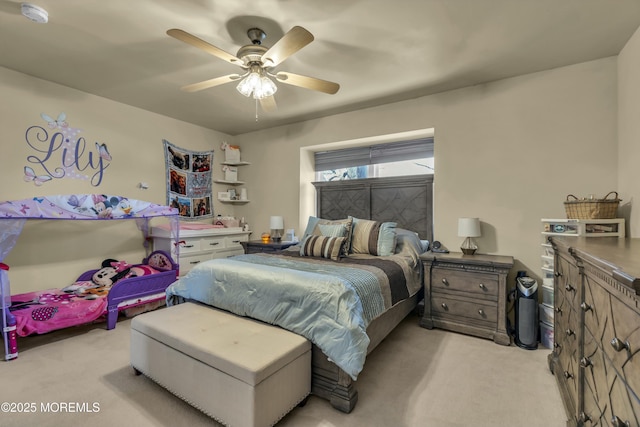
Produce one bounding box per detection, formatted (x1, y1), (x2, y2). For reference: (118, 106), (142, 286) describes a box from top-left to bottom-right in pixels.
(131, 302), (311, 427)
(152, 226), (251, 276)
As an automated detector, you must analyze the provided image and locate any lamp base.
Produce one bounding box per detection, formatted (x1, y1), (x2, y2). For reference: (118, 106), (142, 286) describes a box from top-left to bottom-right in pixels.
(461, 248), (477, 255)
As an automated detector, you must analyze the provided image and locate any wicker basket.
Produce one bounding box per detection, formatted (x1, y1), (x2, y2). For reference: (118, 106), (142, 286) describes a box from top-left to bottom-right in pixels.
(564, 192), (621, 219)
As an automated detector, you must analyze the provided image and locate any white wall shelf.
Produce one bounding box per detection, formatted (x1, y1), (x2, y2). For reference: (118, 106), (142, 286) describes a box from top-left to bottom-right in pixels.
(222, 161), (251, 166)
(214, 179), (245, 185)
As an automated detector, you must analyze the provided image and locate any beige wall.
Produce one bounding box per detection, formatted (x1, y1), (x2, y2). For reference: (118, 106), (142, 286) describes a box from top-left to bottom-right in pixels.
(618, 25), (640, 238)
(0, 66), (235, 293)
(0, 51), (630, 294)
(236, 58), (620, 284)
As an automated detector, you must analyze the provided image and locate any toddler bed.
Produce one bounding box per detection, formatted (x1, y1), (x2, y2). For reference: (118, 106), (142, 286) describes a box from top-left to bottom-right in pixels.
(0, 194), (180, 361)
(10, 250), (178, 336)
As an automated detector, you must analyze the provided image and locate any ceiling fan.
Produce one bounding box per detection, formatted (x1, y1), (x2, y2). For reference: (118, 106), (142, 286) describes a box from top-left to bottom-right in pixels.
(167, 26), (340, 110)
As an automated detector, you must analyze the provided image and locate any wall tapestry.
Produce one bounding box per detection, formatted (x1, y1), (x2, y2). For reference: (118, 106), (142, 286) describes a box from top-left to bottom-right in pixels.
(23, 112), (112, 187)
(163, 139), (213, 220)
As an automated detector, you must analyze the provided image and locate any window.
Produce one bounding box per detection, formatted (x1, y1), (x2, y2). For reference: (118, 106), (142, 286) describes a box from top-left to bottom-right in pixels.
(314, 138), (434, 181)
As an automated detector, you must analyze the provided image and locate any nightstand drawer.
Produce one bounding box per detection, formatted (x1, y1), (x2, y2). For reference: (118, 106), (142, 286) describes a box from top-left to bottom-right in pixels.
(431, 295), (496, 324)
(432, 269), (499, 298)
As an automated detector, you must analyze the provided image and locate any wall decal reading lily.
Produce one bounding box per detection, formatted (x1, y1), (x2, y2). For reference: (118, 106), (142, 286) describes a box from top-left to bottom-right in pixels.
(23, 112), (112, 187)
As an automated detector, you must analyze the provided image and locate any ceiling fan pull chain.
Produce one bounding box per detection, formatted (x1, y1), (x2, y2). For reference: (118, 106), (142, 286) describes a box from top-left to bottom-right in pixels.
(255, 99), (259, 122)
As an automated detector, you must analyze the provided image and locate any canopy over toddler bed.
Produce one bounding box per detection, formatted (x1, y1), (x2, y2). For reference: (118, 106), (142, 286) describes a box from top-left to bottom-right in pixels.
(0, 194), (180, 361)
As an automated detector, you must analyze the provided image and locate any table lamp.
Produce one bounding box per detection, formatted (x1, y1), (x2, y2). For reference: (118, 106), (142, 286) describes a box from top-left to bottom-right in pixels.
(458, 217), (481, 255)
(270, 216), (284, 242)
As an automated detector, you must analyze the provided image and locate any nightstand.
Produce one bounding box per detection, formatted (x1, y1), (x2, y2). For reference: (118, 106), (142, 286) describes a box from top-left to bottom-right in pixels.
(241, 240), (298, 254)
(420, 252), (513, 345)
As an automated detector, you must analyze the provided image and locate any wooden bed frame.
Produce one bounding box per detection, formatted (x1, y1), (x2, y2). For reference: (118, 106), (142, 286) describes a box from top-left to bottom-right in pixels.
(311, 292), (422, 412)
(310, 174), (433, 412)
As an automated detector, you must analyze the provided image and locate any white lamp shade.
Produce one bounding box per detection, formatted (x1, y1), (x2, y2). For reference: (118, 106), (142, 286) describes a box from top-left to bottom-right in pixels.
(270, 216), (284, 230)
(458, 218), (481, 237)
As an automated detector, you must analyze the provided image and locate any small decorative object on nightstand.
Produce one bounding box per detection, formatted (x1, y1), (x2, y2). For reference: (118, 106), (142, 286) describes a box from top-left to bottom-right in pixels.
(458, 217), (481, 255)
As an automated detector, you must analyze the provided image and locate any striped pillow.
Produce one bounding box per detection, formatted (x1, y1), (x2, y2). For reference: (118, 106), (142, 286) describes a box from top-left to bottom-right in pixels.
(300, 235), (346, 260)
(349, 218), (397, 256)
(302, 216), (354, 256)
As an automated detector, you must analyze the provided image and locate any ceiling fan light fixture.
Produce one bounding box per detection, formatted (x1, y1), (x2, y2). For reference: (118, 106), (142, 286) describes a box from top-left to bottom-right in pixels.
(236, 70), (277, 100)
(255, 76), (277, 99)
(236, 71), (261, 97)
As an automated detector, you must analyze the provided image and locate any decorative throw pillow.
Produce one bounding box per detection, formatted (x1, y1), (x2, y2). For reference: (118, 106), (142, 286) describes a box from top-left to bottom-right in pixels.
(300, 235), (346, 260)
(349, 217), (397, 256)
(317, 223), (347, 237)
(302, 216), (353, 256)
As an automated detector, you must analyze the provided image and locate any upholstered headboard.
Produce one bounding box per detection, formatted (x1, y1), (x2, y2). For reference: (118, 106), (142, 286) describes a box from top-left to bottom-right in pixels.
(312, 174), (433, 242)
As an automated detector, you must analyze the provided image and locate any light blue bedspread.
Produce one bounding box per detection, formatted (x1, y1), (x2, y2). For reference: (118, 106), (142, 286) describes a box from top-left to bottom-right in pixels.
(166, 239), (422, 380)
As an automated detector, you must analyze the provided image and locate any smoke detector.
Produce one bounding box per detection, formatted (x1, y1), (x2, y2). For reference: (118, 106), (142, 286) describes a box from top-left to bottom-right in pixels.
(21, 3), (48, 24)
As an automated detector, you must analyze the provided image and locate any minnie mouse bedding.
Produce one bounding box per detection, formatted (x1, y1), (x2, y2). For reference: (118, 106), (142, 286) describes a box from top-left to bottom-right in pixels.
(9, 251), (177, 336)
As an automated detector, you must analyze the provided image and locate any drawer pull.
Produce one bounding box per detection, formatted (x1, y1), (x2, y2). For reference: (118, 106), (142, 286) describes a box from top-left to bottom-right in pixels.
(441, 278), (449, 286)
(579, 412), (592, 423)
(478, 283), (486, 290)
(232, 240), (241, 243)
(189, 260), (201, 265)
(580, 302), (592, 312)
(555, 271), (562, 277)
(566, 329), (575, 337)
(563, 371), (574, 379)
(610, 337), (630, 352)
(565, 284), (575, 292)
(208, 242), (220, 246)
(477, 309), (485, 317)
(441, 303), (449, 311)
(579, 357), (592, 368)
(555, 307), (562, 314)
(553, 342), (561, 349)
(182, 244), (195, 248)
(611, 415), (630, 427)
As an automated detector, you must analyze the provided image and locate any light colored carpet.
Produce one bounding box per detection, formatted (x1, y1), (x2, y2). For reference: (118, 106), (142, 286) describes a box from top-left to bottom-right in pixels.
(0, 311), (566, 427)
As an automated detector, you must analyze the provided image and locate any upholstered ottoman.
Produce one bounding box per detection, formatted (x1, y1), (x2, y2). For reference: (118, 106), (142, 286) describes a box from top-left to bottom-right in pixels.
(130, 302), (311, 427)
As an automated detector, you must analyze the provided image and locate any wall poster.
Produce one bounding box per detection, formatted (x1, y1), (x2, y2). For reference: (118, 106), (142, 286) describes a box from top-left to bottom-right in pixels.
(163, 139), (213, 220)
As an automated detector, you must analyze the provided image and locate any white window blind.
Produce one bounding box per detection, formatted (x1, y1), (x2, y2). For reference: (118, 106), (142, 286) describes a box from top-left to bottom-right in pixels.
(314, 138), (434, 171)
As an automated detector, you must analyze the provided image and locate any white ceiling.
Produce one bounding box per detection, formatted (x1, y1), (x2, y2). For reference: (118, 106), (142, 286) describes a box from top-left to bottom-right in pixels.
(2, 0), (640, 135)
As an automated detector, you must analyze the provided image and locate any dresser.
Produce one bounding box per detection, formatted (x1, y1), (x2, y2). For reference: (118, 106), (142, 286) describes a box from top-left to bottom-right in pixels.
(152, 226), (251, 276)
(548, 236), (640, 426)
(420, 252), (513, 345)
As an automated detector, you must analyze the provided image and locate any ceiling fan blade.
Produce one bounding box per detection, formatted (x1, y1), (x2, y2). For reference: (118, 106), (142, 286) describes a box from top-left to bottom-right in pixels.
(262, 26), (314, 68)
(167, 29), (243, 65)
(259, 96), (277, 112)
(181, 74), (242, 93)
(275, 72), (340, 94)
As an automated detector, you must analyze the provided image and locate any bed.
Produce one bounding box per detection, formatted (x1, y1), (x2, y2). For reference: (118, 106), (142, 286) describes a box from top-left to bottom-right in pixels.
(0, 194), (180, 361)
(10, 249), (178, 337)
(165, 173), (433, 413)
